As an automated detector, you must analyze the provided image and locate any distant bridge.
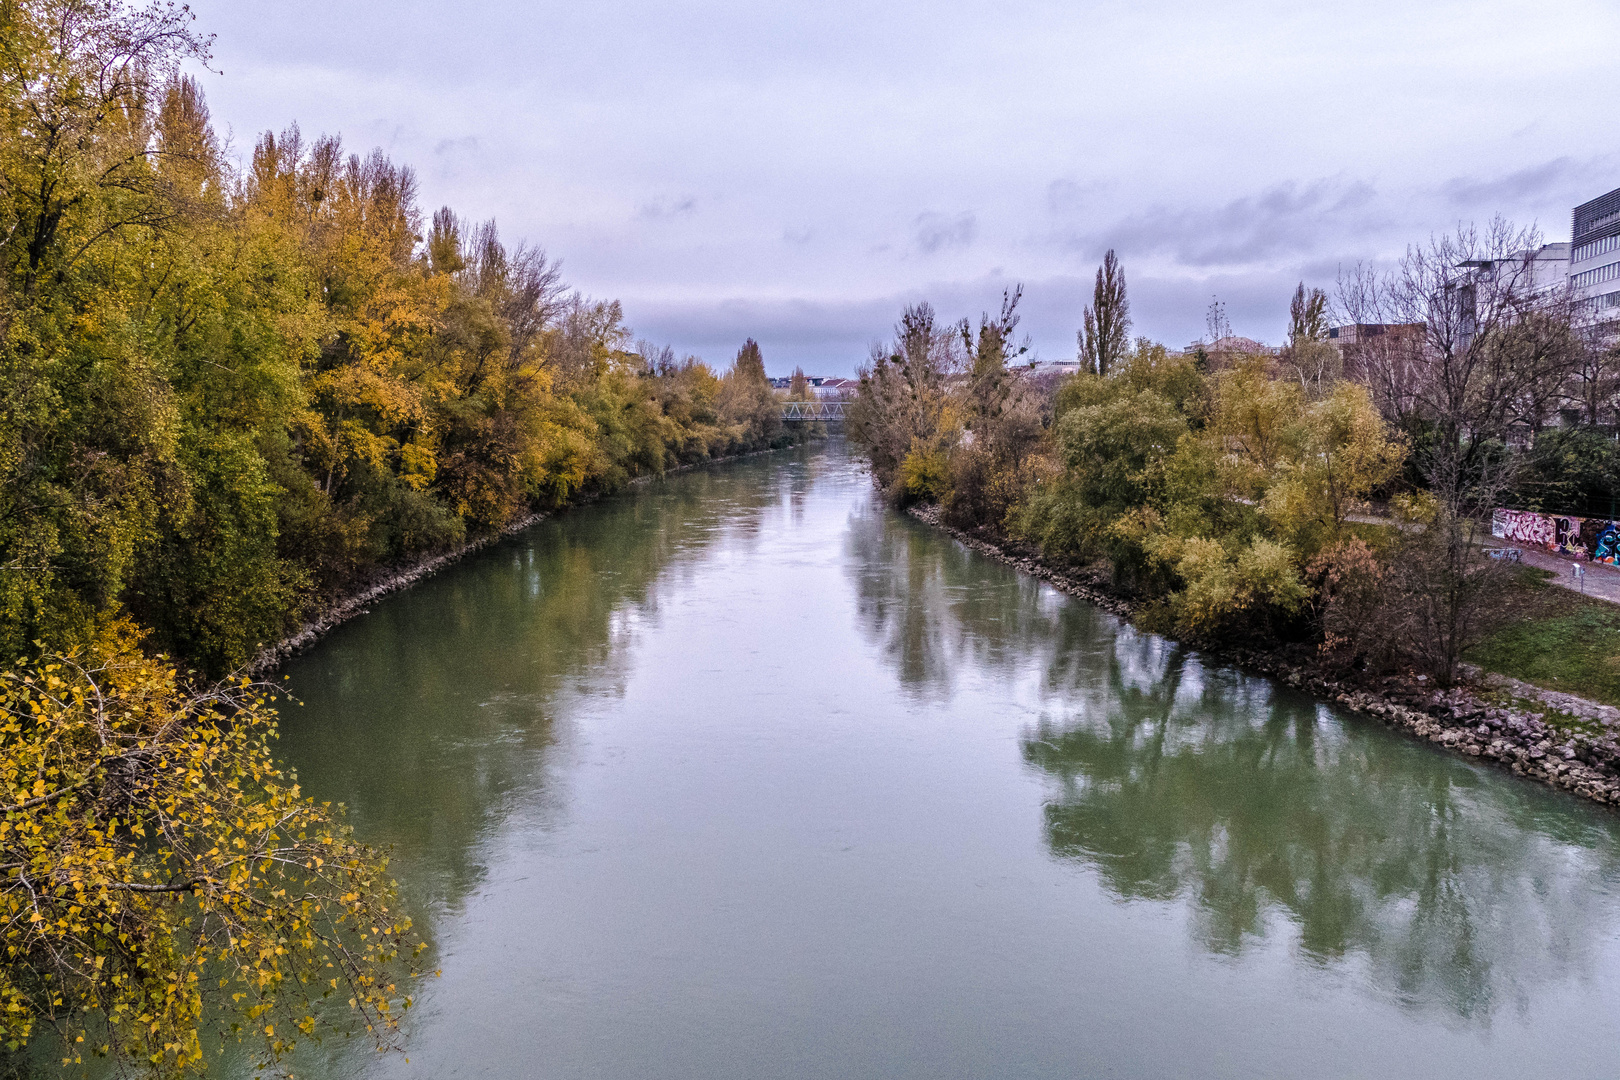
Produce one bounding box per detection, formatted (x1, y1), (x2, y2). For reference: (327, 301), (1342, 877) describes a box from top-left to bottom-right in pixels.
(781, 401), (846, 422)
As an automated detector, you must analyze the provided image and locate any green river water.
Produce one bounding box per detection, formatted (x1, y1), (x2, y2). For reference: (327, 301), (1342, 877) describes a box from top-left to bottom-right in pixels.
(266, 440), (1620, 1078)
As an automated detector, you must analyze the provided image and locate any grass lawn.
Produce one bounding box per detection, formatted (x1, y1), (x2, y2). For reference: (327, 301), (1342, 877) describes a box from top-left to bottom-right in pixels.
(1467, 568), (1620, 709)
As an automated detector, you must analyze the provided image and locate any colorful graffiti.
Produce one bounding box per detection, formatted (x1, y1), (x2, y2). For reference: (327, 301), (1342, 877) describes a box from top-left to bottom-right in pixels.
(1493, 509), (1558, 548)
(1491, 508), (1620, 565)
(1587, 520), (1620, 564)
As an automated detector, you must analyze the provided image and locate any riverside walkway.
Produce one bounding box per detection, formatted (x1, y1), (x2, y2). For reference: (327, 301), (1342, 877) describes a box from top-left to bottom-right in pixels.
(1348, 512), (1620, 605)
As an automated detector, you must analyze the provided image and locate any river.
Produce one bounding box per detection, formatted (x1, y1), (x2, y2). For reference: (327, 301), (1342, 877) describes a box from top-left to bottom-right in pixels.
(271, 440), (1620, 1079)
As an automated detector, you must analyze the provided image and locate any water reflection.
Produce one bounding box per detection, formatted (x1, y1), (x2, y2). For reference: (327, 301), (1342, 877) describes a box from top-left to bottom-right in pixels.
(848, 493), (1620, 1022)
(248, 443), (1620, 1080)
(279, 446), (832, 923)
(845, 499), (1084, 699)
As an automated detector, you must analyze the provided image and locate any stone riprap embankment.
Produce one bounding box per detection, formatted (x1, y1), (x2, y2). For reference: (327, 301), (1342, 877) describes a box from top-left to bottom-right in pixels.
(249, 507), (551, 675)
(907, 504), (1620, 808)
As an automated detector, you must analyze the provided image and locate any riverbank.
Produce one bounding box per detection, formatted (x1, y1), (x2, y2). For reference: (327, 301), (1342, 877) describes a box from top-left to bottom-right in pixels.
(249, 442), (813, 675)
(907, 504), (1620, 809)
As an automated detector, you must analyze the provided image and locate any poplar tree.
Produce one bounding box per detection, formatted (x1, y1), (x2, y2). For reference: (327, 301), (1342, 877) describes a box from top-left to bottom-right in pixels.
(1079, 250), (1130, 376)
(1288, 282), (1329, 345)
(1284, 282), (1339, 397)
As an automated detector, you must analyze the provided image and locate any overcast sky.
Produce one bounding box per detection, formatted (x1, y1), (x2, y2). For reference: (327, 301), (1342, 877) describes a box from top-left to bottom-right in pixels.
(186, 0), (1619, 375)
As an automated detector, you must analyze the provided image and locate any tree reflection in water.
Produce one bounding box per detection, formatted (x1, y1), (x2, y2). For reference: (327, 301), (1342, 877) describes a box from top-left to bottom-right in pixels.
(846, 496), (1620, 1023)
(280, 448), (830, 923)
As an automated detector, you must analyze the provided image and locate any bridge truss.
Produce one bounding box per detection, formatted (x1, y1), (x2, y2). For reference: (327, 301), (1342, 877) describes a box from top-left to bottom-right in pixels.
(780, 401), (847, 422)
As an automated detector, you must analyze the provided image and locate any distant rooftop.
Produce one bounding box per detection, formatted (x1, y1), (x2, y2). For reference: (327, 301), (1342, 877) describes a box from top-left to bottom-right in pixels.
(1187, 335), (1278, 356)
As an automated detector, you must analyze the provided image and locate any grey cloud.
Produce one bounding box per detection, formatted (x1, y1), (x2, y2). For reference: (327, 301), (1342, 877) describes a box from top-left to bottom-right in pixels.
(1079, 179), (1380, 268)
(913, 211), (977, 254)
(433, 135), (478, 156)
(1443, 158), (1575, 208)
(189, 0), (1618, 377)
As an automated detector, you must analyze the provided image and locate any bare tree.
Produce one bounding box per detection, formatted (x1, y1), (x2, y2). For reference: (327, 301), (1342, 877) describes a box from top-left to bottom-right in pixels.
(847, 302), (962, 492)
(1204, 296), (1232, 343)
(1333, 265), (1425, 430)
(1387, 460), (1516, 687)
(1335, 217), (1578, 506)
(1568, 319), (1620, 427)
(1079, 250), (1129, 376)
(1333, 218), (1583, 686)
(1498, 303), (1584, 434)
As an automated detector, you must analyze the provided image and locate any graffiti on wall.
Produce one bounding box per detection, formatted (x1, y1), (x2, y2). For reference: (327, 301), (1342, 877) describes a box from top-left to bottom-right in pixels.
(1492, 509), (1557, 548)
(1586, 519), (1620, 564)
(1492, 508), (1620, 564)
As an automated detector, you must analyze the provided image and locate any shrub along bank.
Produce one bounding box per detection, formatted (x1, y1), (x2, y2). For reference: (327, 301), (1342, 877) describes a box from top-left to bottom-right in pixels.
(849, 293), (1620, 809)
(910, 504), (1620, 809)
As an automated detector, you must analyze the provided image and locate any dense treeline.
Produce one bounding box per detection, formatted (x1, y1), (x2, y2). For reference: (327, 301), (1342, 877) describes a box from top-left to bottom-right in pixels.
(851, 232), (1619, 686)
(850, 296), (1404, 642)
(0, 1), (800, 1071)
(1, 10), (795, 677)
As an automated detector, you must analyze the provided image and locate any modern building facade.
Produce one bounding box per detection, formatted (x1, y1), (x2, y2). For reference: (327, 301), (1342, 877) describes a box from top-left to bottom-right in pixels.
(1521, 241), (1573, 295)
(1572, 187), (1620, 320)
(1432, 187), (1620, 321)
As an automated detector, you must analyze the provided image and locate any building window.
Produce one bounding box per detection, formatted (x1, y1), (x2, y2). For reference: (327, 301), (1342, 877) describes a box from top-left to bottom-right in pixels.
(1573, 261), (1620, 290)
(1581, 290), (1620, 313)
(1574, 234), (1620, 264)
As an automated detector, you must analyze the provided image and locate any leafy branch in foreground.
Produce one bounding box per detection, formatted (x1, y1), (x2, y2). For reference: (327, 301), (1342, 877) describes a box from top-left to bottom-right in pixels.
(0, 628), (423, 1075)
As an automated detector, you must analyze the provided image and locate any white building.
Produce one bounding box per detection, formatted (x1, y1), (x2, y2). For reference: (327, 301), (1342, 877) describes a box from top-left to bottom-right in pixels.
(1572, 187), (1620, 321)
(1450, 187), (1620, 322)
(1442, 186), (1620, 336)
(1021, 359), (1082, 377)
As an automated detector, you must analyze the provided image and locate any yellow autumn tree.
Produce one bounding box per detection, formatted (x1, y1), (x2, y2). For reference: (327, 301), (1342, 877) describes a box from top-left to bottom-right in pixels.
(0, 628), (421, 1075)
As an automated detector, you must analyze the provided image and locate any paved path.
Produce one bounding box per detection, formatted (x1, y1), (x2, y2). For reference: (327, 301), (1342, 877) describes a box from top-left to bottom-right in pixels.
(1347, 512), (1620, 605)
(1488, 543), (1620, 604)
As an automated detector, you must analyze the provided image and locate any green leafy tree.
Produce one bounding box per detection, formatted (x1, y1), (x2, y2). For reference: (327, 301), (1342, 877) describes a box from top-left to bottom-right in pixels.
(0, 0), (211, 657)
